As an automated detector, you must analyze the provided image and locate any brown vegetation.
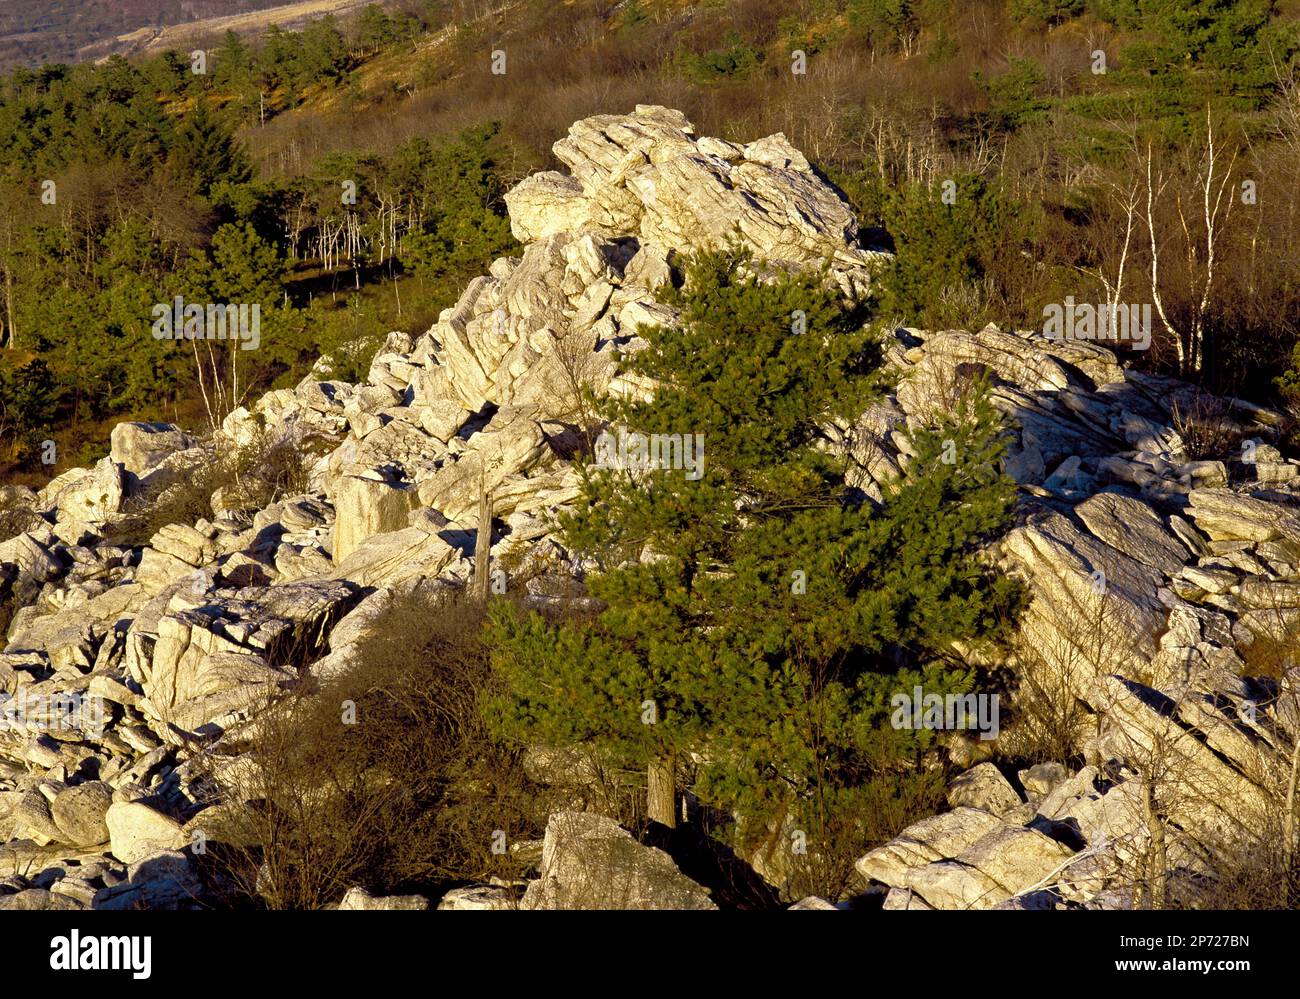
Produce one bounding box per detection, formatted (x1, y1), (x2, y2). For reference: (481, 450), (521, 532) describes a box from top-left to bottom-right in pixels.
(201, 590), (549, 909)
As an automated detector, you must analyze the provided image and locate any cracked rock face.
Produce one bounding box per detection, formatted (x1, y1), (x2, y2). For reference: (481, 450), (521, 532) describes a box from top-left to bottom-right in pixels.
(506, 107), (885, 269)
(848, 323), (1300, 909)
(2, 107), (1297, 910)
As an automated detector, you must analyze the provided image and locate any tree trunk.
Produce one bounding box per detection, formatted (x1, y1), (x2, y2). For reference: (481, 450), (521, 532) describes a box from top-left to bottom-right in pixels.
(3, 265), (13, 349)
(1142, 777), (1166, 910)
(647, 754), (676, 828)
(1283, 725), (1300, 905)
(2, 220), (13, 350)
(473, 478), (493, 605)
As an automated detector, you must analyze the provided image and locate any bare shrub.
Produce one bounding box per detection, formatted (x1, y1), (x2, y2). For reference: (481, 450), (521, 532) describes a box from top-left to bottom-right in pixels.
(996, 584), (1136, 780)
(107, 464), (221, 548)
(1003, 643), (1091, 766)
(1170, 389), (1239, 461)
(933, 277), (998, 331)
(1184, 844), (1300, 910)
(1238, 621), (1299, 681)
(777, 769), (948, 904)
(202, 591), (549, 910)
(0, 489), (41, 542)
(546, 330), (605, 453)
(224, 425), (336, 509)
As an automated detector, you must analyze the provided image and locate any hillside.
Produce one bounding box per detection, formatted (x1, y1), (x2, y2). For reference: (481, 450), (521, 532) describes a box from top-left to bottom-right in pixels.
(2, 107), (1299, 916)
(0, 0), (309, 71)
(113, 0), (379, 60)
(1, 0), (1300, 932)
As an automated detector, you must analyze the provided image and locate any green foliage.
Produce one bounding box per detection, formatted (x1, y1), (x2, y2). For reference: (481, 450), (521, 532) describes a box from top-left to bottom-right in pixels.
(490, 247), (882, 762)
(402, 124), (517, 297)
(204, 222), (285, 305)
(847, 0), (919, 51)
(356, 4), (400, 54)
(779, 5), (844, 58)
(1276, 344), (1300, 413)
(974, 57), (1051, 131)
(168, 101), (252, 199)
(675, 31), (764, 84)
(214, 30), (255, 92)
(297, 15), (352, 88)
(871, 174), (1011, 328)
(489, 249), (1024, 896)
(0, 42), (516, 457)
(0, 0), (1294, 471)
(1007, 0), (1085, 27)
(620, 1), (651, 31)
(0, 356), (56, 458)
(1093, 0), (1297, 109)
(926, 24), (959, 63)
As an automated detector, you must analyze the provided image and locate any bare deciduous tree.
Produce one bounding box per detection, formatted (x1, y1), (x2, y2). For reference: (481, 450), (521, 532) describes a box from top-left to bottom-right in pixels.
(1137, 109), (1241, 378)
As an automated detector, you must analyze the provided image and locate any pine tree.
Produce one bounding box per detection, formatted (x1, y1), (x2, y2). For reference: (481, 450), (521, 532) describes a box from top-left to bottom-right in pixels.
(356, 5), (396, 55)
(214, 30), (255, 96)
(167, 100), (252, 198)
(0, 356), (56, 459)
(488, 248), (1023, 885)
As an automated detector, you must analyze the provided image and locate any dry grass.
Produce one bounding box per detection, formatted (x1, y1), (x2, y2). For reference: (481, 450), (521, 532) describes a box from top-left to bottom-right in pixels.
(1170, 390), (1241, 462)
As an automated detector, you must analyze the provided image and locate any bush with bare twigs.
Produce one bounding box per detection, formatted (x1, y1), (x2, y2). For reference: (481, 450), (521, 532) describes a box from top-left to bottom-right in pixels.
(1170, 390), (1240, 462)
(200, 591), (550, 910)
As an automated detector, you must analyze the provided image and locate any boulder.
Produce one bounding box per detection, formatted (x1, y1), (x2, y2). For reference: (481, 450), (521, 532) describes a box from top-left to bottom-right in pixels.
(417, 406), (547, 521)
(861, 813), (1076, 910)
(0, 888), (83, 910)
(504, 172), (590, 242)
(946, 764), (1022, 816)
(5, 106), (1298, 915)
(437, 885), (519, 910)
(331, 474), (421, 564)
(96, 850), (204, 910)
(324, 526), (460, 590)
(1074, 492), (1190, 575)
(1187, 489), (1300, 543)
(788, 895), (839, 910)
(50, 781), (113, 848)
(338, 886), (429, 910)
(1019, 762), (1069, 799)
(521, 811), (716, 910)
(42, 458), (123, 524)
(110, 422), (199, 488)
(855, 807), (1005, 888)
(105, 801), (187, 865)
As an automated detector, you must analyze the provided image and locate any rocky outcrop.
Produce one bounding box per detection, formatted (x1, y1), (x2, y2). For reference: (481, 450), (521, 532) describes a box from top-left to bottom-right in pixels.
(105, 800), (187, 866)
(505, 106), (886, 284)
(110, 422), (201, 495)
(2, 107), (1297, 910)
(844, 323), (1300, 908)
